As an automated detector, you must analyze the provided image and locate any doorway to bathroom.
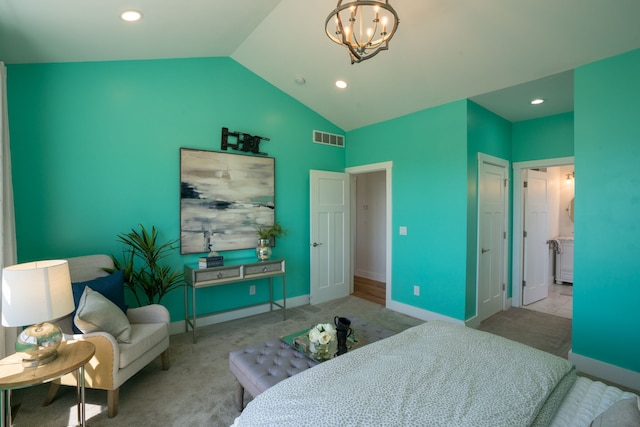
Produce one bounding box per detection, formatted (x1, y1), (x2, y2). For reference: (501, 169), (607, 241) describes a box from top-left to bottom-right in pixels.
(512, 157), (574, 319)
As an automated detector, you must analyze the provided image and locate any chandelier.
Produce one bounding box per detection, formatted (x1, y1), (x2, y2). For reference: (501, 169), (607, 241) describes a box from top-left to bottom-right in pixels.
(325, 0), (399, 64)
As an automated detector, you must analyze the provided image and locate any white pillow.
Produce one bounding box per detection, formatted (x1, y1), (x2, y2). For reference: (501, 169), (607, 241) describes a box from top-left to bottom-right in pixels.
(74, 286), (132, 343)
(591, 396), (640, 427)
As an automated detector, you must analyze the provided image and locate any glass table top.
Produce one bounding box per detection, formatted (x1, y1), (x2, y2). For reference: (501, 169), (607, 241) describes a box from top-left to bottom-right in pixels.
(281, 326), (369, 362)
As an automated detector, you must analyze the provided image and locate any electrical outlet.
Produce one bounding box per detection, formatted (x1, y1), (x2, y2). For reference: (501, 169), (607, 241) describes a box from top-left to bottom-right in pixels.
(249, 285), (256, 295)
(413, 285), (420, 296)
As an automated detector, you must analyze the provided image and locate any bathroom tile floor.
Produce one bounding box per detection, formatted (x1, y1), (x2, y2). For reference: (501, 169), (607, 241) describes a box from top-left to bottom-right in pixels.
(524, 283), (573, 319)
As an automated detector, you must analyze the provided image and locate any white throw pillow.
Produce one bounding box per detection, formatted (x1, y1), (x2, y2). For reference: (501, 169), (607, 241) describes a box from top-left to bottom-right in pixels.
(74, 286), (132, 343)
(590, 396), (640, 427)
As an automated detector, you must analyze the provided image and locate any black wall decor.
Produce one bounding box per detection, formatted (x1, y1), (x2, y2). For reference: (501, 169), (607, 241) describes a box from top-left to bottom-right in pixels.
(221, 127), (270, 156)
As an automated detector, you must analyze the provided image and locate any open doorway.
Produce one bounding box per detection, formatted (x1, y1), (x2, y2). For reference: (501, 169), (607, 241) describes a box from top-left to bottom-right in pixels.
(352, 170), (386, 305)
(346, 162), (392, 307)
(512, 157), (574, 320)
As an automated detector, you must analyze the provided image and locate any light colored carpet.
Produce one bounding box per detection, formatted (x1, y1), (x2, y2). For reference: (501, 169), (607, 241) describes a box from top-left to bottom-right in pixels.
(9, 296), (423, 427)
(9, 298), (572, 426)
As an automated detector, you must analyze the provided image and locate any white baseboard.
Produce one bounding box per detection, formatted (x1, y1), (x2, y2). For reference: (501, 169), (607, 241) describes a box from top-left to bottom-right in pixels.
(173, 294), (465, 336)
(171, 295), (465, 336)
(354, 269), (385, 283)
(465, 316), (480, 328)
(569, 350), (640, 392)
(169, 294), (309, 336)
(465, 297), (514, 329)
(386, 299), (464, 325)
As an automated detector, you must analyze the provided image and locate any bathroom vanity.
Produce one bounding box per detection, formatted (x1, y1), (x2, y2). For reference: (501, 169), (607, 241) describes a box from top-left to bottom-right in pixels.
(555, 237), (574, 284)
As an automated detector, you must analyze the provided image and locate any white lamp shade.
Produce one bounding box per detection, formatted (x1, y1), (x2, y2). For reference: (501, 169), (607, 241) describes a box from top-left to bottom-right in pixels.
(1, 259), (74, 327)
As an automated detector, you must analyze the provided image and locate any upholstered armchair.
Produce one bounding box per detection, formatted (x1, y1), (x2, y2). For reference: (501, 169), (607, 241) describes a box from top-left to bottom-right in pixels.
(44, 254), (170, 418)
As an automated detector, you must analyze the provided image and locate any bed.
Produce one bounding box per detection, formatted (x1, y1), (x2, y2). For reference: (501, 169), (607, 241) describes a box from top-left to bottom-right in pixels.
(231, 321), (639, 427)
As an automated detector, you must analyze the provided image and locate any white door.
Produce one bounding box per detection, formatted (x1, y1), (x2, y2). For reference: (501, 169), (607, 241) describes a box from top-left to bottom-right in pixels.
(477, 155), (508, 322)
(310, 170), (350, 304)
(522, 169), (550, 305)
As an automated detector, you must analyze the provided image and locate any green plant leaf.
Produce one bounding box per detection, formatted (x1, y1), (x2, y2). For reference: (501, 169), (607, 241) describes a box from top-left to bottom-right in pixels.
(110, 224), (184, 306)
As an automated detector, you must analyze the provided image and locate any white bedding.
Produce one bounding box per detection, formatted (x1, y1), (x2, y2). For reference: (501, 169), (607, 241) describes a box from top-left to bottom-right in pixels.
(551, 376), (639, 427)
(233, 321), (576, 427)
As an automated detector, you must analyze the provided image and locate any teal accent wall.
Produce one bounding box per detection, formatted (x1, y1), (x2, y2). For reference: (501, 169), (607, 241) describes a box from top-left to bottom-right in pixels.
(466, 101), (512, 316)
(7, 57), (344, 321)
(512, 112), (574, 162)
(467, 101), (513, 161)
(7, 48), (639, 376)
(573, 48), (640, 372)
(346, 101), (470, 320)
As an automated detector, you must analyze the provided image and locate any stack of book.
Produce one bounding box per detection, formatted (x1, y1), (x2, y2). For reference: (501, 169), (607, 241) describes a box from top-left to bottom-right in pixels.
(198, 255), (224, 268)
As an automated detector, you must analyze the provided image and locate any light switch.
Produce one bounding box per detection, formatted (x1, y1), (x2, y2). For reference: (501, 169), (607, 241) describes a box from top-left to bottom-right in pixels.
(399, 226), (407, 236)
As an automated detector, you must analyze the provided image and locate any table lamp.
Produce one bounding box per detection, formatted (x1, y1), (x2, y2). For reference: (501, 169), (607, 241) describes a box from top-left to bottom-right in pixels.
(1, 259), (74, 367)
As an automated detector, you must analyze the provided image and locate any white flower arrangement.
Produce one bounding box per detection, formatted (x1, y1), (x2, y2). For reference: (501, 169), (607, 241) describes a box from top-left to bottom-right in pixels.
(308, 323), (336, 345)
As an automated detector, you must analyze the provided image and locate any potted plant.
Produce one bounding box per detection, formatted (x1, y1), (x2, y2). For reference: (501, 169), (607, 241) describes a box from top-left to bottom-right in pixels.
(255, 221), (287, 260)
(108, 224), (184, 306)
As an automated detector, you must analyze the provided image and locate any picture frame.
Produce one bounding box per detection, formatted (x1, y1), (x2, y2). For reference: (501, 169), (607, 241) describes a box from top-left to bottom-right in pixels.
(180, 148), (275, 254)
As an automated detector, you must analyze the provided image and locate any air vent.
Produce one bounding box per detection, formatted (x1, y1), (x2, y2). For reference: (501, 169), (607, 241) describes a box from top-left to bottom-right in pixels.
(313, 130), (345, 148)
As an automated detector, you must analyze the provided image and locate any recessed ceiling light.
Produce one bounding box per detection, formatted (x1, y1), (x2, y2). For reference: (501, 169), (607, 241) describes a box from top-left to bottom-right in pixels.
(121, 10), (142, 22)
(335, 80), (347, 89)
(530, 98), (544, 105)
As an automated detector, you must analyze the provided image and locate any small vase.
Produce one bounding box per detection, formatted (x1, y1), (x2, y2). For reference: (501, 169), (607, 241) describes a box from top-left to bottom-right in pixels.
(256, 238), (272, 260)
(310, 341), (331, 359)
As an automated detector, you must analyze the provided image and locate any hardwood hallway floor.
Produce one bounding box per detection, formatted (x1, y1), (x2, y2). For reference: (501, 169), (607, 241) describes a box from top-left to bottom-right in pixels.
(353, 276), (386, 306)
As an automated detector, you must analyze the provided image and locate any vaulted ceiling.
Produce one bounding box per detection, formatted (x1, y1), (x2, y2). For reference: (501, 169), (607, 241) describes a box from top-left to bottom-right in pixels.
(1, 0), (639, 130)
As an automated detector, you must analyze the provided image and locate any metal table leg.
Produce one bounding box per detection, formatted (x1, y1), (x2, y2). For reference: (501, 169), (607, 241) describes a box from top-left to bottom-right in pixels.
(184, 281), (189, 333)
(269, 277), (273, 312)
(282, 275), (287, 320)
(76, 365), (87, 427)
(0, 390), (10, 427)
(192, 284), (197, 343)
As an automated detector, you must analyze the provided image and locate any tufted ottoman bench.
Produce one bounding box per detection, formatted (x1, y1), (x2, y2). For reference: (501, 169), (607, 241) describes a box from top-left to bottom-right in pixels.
(229, 318), (397, 411)
(229, 339), (318, 410)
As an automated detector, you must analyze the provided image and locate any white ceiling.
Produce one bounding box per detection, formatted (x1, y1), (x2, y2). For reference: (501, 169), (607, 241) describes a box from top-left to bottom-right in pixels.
(1, 0), (639, 131)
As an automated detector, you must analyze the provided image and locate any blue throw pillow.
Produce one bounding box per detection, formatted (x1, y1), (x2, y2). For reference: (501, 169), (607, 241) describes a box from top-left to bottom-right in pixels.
(71, 270), (126, 333)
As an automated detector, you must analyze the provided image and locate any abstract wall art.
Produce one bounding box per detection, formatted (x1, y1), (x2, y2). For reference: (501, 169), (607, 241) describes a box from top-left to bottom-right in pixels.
(180, 148), (275, 254)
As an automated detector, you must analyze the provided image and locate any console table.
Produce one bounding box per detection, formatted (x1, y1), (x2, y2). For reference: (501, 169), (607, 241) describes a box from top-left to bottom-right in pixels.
(0, 340), (95, 427)
(184, 259), (286, 343)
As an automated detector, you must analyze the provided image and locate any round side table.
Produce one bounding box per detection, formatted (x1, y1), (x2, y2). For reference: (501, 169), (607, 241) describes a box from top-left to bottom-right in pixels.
(0, 340), (95, 427)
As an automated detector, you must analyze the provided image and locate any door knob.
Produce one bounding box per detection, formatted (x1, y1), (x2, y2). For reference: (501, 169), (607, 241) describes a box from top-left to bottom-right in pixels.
(312, 242), (322, 247)
(481, 248), (490, 253)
